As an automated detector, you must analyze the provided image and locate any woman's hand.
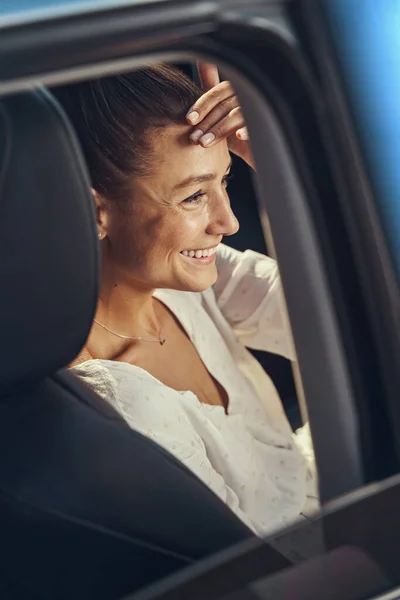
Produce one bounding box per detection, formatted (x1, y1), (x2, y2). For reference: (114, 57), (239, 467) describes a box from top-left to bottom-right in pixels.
(186, 62), (255, 170)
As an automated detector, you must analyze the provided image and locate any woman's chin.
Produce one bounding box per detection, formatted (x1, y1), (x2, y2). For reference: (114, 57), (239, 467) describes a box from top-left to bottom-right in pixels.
(177, 263), (218, 292)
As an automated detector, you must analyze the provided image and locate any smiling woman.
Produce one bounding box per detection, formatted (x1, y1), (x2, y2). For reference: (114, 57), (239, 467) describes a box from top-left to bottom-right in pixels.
(56, 63), (318, 538)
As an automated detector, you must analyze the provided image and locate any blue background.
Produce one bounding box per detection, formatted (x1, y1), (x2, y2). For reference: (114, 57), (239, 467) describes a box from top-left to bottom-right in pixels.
(325, 0), (400, 271)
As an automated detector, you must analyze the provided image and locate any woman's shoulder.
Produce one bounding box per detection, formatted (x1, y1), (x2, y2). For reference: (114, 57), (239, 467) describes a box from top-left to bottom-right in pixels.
(70, 359), (203, 444)
(70, 359), (185, 414)
(70, 358), (162, 393)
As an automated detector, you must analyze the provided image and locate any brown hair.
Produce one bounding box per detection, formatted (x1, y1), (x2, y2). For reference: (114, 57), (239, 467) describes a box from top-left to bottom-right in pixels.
(54, 65), (202, 203)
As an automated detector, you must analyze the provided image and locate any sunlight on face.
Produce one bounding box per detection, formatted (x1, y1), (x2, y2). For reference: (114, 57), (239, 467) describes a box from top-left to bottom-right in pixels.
(104, 123), (239, 292)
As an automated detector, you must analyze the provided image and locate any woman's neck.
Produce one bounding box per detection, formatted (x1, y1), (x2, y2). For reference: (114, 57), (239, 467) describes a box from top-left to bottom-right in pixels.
(95, 266), (161, 339)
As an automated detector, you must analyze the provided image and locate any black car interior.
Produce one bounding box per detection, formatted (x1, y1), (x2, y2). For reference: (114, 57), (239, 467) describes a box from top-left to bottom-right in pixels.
(2, 0), (400, 598)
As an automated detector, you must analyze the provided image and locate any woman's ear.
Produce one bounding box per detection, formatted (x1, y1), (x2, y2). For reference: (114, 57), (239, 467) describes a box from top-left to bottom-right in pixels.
(91, 187), (108, 241)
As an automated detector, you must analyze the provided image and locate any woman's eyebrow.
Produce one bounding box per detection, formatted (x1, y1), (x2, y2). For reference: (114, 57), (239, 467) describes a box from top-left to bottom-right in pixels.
(173, 160), (232, 191)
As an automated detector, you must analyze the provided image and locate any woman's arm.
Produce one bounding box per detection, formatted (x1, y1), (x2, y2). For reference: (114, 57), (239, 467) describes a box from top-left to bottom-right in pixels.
(213, 244), (295, 360)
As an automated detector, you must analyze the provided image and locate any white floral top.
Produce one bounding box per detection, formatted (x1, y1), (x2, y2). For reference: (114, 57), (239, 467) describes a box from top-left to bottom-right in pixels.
(71, 244), (318, 537)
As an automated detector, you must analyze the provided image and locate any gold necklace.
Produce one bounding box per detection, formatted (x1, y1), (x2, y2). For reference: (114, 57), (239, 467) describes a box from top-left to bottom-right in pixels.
(93, 319), (167, 345)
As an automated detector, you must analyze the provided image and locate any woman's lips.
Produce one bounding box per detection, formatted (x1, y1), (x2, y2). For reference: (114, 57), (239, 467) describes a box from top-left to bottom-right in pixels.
(180, 244), (218, 265)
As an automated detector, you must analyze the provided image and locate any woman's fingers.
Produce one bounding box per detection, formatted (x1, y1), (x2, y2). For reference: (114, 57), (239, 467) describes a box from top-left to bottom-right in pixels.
(187, 63), (252, 168)
(191, 106), (245, 148)
(236, 126), (249, 141)
(189, 95), (241, 143)
(186, 80), (235, 125)
(196, 61), (220, 91)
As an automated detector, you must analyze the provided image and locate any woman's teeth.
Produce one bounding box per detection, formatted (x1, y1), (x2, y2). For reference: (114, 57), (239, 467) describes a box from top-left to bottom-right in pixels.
(181, 246), (217, 258)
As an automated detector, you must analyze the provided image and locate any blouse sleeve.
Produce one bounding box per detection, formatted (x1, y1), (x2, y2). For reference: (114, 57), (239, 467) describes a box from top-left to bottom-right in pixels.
(213, 244), (295, 359)
(70, 360), (257, 533)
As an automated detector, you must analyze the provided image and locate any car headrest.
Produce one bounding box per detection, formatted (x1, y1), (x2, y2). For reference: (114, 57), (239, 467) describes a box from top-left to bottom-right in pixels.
(0, 88), (99, 393)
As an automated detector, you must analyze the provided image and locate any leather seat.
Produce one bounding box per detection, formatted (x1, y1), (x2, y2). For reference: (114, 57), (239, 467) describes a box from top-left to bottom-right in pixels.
(0, 88), (254, 600)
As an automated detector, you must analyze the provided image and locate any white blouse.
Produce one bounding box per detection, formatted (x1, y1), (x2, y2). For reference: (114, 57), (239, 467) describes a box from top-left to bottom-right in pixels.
(71, 244), (318, 537)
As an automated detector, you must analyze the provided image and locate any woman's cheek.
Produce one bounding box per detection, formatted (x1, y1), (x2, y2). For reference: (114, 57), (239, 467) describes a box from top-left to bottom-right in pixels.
(182, 208), (209, 233)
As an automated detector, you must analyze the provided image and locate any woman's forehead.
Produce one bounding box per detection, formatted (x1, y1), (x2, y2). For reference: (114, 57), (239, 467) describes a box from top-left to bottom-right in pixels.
(149, 123), (231, 182)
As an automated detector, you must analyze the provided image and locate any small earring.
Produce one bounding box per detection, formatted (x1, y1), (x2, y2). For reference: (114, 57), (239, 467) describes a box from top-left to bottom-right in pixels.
(98, 232), (102, 239)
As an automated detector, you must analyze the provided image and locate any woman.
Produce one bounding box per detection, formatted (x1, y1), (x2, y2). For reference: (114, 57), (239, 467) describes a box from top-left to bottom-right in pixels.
(61, 62), (318, 536)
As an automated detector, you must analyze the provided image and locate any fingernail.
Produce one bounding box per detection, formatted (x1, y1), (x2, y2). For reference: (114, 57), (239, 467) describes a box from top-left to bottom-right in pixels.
(187, 110), (199, 124)
(190, 129), (204, 143)
(237, 128), (249, 140)
(199, 132), (215, 146)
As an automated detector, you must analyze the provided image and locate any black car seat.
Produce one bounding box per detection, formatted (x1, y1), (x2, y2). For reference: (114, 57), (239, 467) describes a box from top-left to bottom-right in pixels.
(0, 88), (263, 600)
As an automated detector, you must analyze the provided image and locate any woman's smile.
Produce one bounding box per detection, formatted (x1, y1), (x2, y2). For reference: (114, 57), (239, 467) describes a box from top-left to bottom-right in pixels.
(180, 243), (219, 265)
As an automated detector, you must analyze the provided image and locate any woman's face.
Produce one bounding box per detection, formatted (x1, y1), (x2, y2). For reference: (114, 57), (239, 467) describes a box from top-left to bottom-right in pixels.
(100, 123), (239, 292)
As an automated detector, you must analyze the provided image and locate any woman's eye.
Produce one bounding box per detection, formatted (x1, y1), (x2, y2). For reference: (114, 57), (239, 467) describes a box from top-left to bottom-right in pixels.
(181, 175), (232, 205)
(182, 191), (206, 205)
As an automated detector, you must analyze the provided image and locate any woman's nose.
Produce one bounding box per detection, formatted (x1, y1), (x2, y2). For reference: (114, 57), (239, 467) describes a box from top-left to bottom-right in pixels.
(206, 194), (239, 237)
